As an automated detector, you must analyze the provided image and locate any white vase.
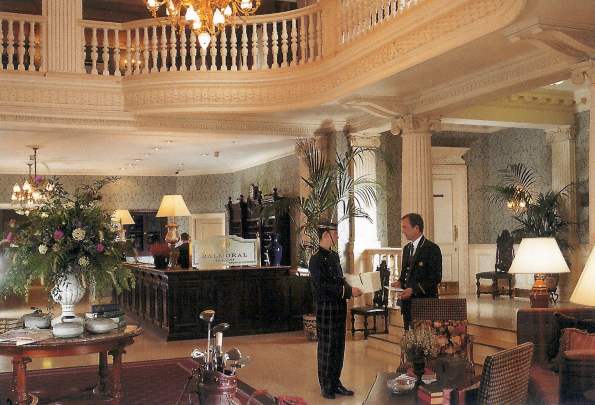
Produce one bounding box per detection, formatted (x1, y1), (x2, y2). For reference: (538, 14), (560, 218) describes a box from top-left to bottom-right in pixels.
(51, 273), (85, 326)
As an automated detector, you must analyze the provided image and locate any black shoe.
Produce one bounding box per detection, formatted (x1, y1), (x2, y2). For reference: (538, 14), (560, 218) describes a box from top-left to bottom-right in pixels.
(322, 390), (336, 399)
(335, 385), (354, 396)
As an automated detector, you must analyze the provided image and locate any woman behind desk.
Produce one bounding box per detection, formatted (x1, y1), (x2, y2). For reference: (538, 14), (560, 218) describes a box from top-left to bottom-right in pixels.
(149, 234), (170, 269)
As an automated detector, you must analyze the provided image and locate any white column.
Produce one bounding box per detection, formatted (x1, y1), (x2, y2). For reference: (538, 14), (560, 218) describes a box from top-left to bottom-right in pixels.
(546, 126), (578, 299)
(42, 0), (84, 73)
(394, 115), (436, 239)
(346, 132), (382, 274)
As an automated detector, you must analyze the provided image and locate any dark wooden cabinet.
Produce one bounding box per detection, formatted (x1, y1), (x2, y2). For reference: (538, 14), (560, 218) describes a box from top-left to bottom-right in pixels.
(117, 264), (313, 341)
(227, 186), (291, 266)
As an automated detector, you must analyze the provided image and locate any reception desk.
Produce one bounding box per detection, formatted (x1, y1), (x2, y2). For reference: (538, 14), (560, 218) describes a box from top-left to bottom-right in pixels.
(117, 264), (313, 341)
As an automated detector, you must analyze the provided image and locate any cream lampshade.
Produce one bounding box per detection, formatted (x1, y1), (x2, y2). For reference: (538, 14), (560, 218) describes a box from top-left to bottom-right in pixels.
(156, 195), (191, 245)
(111, 209), (135, 240)
(509, 237), (570, 308)
(570, 247), (595, 306)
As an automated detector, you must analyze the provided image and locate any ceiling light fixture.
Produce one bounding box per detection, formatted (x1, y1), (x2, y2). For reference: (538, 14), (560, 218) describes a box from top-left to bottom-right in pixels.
(11, 146), (54, 216)
(146, 0), (261, 50)
(154, 147), (160, 151)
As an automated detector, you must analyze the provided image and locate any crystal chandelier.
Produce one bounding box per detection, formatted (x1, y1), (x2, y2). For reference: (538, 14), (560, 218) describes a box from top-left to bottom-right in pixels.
(11, 147), (53, 216)
(146, 0), (261, 49)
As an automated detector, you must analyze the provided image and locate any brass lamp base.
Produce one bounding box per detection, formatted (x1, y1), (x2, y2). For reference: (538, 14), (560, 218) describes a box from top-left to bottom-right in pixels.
(530, 274), (550, 308)
(164, 223), (179, 268)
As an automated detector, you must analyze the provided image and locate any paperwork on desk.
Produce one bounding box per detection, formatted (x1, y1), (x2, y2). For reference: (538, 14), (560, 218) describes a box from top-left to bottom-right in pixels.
(345, 271), (381, 294)
(0, 329), (53, 346)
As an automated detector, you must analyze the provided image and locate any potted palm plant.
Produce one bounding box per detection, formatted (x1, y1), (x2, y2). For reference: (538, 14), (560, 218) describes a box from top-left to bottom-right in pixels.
(486, 163), (572, 296)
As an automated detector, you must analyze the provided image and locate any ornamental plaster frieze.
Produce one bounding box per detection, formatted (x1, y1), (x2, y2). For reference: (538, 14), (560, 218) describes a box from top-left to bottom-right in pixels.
(408, 49), (574, 115)
(122, 0), (526, 113)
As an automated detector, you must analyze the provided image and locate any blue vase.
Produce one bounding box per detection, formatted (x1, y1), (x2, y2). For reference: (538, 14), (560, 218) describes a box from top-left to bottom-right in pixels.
(269, 234), (283, 266)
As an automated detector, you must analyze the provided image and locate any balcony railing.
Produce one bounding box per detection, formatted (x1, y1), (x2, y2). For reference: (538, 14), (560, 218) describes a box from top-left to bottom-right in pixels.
(1, 0), (426, 75)
(81, 5), (322, 76)
(0, 12), (46, 72)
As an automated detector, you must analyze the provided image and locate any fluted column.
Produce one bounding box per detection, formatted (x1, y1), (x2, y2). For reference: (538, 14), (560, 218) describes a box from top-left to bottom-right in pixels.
(394, 115), (436, 239)
(345, 132), (382, 274)
(546, 126), (578, 299)
(42, 0), (84, 73)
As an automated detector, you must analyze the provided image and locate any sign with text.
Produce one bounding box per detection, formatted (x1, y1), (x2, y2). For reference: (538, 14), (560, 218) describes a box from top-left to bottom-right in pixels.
(193, 235), (260, 268)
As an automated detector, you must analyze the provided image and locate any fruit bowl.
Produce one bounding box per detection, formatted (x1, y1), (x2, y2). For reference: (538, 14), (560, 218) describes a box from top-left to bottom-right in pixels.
(387, 374), (416, 394)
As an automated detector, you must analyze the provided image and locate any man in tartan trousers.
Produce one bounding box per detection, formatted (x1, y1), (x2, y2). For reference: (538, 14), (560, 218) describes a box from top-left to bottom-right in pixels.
(309, 222), (362, 400)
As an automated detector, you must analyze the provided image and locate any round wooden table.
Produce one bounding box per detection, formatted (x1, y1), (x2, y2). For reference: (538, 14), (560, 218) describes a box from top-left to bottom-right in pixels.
(0, 325), (142, 405)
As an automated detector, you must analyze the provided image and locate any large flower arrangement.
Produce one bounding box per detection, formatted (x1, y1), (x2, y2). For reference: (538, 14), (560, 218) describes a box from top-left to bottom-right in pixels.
(0, 177), (134, 298)
(401, 325), (439, 360)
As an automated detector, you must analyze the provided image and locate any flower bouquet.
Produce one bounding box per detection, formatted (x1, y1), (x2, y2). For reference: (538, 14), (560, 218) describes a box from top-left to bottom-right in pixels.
(400, 325), (439, 382)
(0, 177), (134, 323)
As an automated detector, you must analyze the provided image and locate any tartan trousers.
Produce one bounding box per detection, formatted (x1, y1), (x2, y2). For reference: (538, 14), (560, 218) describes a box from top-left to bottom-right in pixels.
(316, 301), (347, 393)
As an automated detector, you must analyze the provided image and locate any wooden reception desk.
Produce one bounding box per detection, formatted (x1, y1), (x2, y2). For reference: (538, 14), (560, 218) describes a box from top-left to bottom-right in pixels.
(117, 264), (313, 341)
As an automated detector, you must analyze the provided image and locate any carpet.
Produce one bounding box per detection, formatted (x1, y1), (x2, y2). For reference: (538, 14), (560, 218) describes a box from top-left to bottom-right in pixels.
(0, 358), (277, 405)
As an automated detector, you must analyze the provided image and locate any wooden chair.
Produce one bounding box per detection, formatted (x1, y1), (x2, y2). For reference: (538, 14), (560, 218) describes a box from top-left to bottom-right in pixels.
(350, 260), (390, 339)
(476, 229), (514, 299)
(460, 342), (534, 405)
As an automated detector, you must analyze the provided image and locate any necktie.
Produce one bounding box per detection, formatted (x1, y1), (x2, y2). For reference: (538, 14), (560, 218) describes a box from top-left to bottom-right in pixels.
(408, 243), (415, 268)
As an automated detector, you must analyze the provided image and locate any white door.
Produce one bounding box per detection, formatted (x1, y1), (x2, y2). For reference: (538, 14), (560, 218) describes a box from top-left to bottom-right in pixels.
(432, 165), (469, 293)
(190, 213), (226, 242)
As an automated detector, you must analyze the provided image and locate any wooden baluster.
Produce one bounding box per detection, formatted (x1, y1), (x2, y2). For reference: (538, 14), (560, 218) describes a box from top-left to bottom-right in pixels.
(280, 20), (288, 68)
(220, 27), (228, 71)
(307, 14), (315, 63)
(102, 28), (110, 75)
(240, 24), (248, 71)
(261, 22), (269, 70)
(125, 29), (132, 76)
(6, 19), (14, 70)
(200, 38), (207, 70)
(251, 23), (258, 70)
(299, 16), (306, 65)
(230, 24), (237, 71)
(209, 31), (217, 71)
(143, 27), (149, 73)
(189, 31), (197, 70)
(290, 18), (297, 67)
(27, 22), (36, 71)
(169, 26), (177, 71)
(316, 13), (322, 61)
(0, 19), (4, 70)
(17, 20), (25, 71)
(271, 21), (279, 69)
(179, 28), (187, 71)
(159, 25), (167, 72)
(91, 27), (98, 75)
(114, 28), (121, 76)
(399, 0), (405, 13)
(151, 25), (158, 73)
(134, 28), (141, 74)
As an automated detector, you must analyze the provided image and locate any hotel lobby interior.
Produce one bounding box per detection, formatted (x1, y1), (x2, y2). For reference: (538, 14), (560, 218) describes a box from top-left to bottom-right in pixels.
(1, 0), (595, 404)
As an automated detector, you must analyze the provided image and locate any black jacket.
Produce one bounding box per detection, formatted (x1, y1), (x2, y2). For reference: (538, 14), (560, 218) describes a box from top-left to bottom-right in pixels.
(399, 236), (442, 298)
(177, 242), (190, 269)
(309, 247), (352, 303)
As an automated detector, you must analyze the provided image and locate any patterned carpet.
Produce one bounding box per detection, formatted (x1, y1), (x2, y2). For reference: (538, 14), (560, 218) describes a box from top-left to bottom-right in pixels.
(0, 358), (277, 405)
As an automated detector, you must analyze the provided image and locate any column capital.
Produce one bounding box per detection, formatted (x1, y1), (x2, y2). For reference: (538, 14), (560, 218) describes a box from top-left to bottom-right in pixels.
(571, 60), (595, 86)
(546, 126), (576, 144)
(391, 114), (441, 135)
(348, 132), (382, 148)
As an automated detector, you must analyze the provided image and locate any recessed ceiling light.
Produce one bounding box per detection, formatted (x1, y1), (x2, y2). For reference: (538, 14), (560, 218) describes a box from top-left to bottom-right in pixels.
(144, 153), (151, 157)
(119, 167), (125, 171)
(166, 140), (173, 144)
(552, 80), (565, 86)
(128, 163), (135, 167)
(154, 147), (160, 151)
(200, 153), (209, 157)
(134, 159), (142, 162)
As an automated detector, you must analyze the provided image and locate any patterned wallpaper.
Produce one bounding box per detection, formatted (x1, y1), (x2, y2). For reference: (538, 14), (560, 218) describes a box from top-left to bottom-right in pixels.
(433, 128), (552, 244)
(576, 111), (590, 244)
(231, 154), (300, 198)
(379, 133), (402, 247)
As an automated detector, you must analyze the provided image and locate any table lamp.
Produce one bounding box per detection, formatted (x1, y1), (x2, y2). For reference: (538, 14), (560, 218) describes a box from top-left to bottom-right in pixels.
(111, 209), (135, 241)
(156, 195), (191, 245)
(570, 246), (595, 306)
(508, 237), (570, 308)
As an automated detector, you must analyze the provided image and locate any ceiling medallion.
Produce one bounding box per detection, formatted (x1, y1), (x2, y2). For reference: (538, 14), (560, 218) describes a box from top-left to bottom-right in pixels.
(11, 147), (54, 216)
(146, 0), (261, 49)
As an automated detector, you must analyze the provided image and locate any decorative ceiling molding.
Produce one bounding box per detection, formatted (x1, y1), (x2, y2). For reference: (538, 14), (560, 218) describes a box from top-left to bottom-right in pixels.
(439, 123), (503, 134)
(431, 147), (470, 165)
(339, 96), (405, 119)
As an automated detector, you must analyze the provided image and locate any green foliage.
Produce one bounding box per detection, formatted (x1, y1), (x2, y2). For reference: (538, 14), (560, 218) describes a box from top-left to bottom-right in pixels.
(0, 177), (135, 299)
(485, 163), (571, 247)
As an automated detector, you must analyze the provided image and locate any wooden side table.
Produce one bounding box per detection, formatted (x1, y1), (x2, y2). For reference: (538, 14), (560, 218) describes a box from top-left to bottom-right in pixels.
(475, 272), (513, 299)
(0, 325), (142, 405)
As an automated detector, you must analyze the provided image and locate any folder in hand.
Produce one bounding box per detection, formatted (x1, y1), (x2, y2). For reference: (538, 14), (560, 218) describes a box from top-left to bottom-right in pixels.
(345, 271), (381, 294)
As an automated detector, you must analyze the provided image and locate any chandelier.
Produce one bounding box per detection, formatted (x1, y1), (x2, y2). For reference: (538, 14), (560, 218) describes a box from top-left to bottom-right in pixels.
(11, 147), (53, 216)
(146, 0), (261, 49)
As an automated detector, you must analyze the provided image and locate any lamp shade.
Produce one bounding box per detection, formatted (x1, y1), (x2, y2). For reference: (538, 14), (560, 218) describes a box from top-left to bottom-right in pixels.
(156, 195), (191, 217)
(112, 209), (135, 225)
(570, 247), (595, 306)
(508, 237), (570, 274)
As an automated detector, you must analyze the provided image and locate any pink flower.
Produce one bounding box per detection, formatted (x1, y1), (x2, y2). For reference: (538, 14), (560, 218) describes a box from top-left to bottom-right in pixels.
(34, 175), (44, 184)
(53, 230), (64, 240)
(96, 243), (105, 253)
(5, 232), (14, 242)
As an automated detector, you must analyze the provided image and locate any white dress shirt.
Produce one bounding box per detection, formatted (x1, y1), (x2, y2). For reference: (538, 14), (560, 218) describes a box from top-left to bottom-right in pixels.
(410, 234), (424, 256)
